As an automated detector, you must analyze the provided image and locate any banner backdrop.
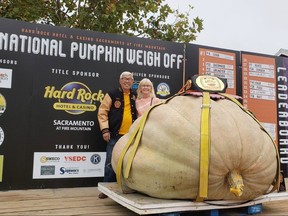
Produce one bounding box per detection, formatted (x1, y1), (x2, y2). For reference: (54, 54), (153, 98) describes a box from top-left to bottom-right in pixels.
(1, 17), (288, 190)
(0, 18), (184, 190)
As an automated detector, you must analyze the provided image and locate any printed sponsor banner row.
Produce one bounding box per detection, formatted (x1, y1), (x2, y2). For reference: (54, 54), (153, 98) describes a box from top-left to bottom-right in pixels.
(33, 152), (105, 179)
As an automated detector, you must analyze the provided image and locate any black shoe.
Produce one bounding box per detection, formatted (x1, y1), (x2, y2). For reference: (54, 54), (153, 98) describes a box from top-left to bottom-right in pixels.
(98, 192), (108, 199)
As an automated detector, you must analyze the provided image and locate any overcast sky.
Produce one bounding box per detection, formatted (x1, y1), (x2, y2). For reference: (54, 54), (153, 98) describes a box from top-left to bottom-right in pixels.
(165, 0), (287, 56)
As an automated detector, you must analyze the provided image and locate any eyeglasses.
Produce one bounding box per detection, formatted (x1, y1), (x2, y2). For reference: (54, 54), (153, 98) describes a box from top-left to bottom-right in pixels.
(141, 85), (151, 88)
(121, 77), (133, 81)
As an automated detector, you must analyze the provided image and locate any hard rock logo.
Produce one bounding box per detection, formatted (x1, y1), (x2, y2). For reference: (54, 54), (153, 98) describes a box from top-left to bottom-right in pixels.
(44, 82), (104, 115)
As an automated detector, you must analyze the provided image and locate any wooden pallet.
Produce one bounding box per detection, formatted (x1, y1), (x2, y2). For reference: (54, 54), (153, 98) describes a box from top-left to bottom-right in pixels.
(98, 182), (288, 215)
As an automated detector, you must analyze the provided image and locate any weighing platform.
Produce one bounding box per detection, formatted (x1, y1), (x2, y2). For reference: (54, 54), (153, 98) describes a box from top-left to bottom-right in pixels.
(98, 182), (288, 215)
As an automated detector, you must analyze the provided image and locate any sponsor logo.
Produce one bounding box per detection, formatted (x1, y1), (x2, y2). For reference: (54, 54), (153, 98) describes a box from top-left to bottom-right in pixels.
(40, 165), (55, 175)
(156, 82), (170, 96)
(40, 156), (60, 163)
(83, 168), (102, 173)
(54, 119), (94, 131)
(0, 127), (4, 146)
(60, 167), (79, 175)
(90, 154), (101, 165)
(0, 68), (12, 89)
(44, 82), (105, 115)
(64, 155), (86, 162)
(0, 94), (6, 116)
(131, 82), (139, 90)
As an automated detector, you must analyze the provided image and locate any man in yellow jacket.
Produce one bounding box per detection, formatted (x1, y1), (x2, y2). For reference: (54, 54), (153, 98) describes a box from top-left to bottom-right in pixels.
(97, 71), (137, 199)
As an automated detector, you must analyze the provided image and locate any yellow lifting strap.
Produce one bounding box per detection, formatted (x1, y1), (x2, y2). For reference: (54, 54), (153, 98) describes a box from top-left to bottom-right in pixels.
(219, 93), (281, 192)
(0, 155), (3, 182)
(196, 92), (211, 202)
(116, 101), (166, 190)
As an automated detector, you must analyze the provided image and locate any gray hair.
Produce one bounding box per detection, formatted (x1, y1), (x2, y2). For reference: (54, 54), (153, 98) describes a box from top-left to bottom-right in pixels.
(119, 71), (134, 80)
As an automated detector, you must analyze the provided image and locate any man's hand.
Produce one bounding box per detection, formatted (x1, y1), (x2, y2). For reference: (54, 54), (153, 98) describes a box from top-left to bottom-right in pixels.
(103, 131), (110, 142)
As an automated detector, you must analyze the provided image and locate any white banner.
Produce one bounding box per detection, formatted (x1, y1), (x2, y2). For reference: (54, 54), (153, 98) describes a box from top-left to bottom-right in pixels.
(33, 152), (105, 179)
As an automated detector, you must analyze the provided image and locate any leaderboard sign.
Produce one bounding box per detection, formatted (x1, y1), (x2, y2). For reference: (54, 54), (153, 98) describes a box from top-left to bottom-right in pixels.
(198, 48), (237, 95)
(185, 44), (241, 95)
(185, 45), (288, 177)
(241, 52), (288, 176)
(241, 53), (277, 141)
(0, 18), (184, 190)
(276, 58), (288, 176)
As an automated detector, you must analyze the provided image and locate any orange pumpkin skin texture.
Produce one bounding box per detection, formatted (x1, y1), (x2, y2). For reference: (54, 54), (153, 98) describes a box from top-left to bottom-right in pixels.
(112, 95), (278, 200)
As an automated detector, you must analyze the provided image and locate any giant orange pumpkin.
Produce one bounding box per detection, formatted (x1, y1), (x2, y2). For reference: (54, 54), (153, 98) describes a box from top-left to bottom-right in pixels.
(112, 92), (280, 201)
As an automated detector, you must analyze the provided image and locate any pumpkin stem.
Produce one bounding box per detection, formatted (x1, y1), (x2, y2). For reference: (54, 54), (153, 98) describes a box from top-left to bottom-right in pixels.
(227, 170), (244, 197)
